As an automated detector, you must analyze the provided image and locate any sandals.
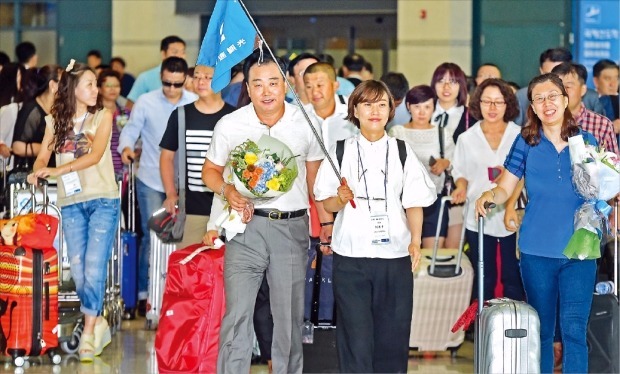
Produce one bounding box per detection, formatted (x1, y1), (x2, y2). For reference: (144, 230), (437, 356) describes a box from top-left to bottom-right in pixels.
(79, 334), (95, 362)
(94, 318), (112, 356)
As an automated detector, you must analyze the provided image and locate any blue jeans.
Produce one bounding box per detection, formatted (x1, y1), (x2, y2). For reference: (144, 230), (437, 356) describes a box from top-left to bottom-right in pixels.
(135, 178), (165, 299)
(520, 253), (596, 373)
(62, 198), (120, 316)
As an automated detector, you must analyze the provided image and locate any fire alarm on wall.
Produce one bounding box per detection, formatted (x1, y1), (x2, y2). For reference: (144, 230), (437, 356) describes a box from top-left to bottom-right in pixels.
(420, 9), (427, 19)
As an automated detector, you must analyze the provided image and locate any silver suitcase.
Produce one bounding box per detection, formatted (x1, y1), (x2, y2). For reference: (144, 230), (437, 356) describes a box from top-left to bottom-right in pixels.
(476, 202), (540, 373)
(145, 231), (176, 330)
(478, 298), (540, 373)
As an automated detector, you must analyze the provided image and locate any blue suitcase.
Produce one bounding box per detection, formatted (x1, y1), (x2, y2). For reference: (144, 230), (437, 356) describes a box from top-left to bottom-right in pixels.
(121, 162), (138, 319)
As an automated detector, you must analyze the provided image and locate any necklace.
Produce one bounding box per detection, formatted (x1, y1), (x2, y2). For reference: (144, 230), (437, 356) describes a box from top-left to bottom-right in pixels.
(73, 112), (88, 122)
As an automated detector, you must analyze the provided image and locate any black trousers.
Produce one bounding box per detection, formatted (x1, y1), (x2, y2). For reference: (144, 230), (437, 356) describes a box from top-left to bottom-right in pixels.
(333, 253), (413, 373)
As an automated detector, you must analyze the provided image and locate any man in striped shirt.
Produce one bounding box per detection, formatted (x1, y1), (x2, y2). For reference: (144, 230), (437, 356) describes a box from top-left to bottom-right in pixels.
(552, 62), (619, 155)
(159, 65), (236, 248)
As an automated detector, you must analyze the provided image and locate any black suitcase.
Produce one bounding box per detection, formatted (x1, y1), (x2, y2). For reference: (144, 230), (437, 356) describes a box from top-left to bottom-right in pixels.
(587, 200), (619, 373)
(302, 245), (338, 373)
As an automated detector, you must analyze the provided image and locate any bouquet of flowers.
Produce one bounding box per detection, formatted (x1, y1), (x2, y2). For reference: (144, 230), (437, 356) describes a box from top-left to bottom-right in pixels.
(563, 135), (620, 260)
(229, 134), (298, 202)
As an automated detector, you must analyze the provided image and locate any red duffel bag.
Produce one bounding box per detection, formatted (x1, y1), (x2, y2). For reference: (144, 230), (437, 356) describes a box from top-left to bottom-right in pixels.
(155, 242), (226, 373)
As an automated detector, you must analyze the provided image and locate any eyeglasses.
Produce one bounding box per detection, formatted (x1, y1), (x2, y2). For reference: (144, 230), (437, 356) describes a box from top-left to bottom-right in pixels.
(531, 92), (563, 104)
(162, 80), (185, 88)
(438, 79), (459, 86)
(480, 99), (506, 107)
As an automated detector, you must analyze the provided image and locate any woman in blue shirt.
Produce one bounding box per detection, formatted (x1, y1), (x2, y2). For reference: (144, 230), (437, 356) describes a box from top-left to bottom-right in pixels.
(475, 73), (597, 373)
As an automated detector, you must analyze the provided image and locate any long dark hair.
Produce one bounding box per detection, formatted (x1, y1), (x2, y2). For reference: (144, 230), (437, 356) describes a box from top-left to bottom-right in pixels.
(21, 65), (62, 102)
(51, 62), (101, 152)
(521, 73), (579, 146)
(0, 63), (25, 107)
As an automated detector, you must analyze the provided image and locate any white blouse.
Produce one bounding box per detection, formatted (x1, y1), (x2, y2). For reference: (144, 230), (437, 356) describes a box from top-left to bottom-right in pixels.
(389, 125), (455, 194)
(451, 121), (521, 237)
(431, 104), (465, 135)
(314, 134), (436, 258)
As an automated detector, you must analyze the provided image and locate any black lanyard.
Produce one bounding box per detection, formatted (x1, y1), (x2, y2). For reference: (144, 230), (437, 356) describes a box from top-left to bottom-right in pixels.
(356, 139), (389, 213)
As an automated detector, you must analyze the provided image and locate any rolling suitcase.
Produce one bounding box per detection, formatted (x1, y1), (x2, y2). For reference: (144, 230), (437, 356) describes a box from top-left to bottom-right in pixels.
(155, 241), (226, 373)
(0, 179), (62, 367)
(145, 231), (176, 330)
(410, 196), (474, 355)
(587, 200), (619, 373)
(121, 161), (139, 319)
(302, 245), (338, 373)
(475, 202), (540, 374)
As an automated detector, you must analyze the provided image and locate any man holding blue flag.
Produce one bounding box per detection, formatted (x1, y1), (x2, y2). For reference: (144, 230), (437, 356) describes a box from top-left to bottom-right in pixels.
(197, 0), (257, 93)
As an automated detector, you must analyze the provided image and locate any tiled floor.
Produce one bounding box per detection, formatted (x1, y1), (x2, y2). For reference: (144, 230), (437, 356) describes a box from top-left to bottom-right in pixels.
(0, 318), (474, 373)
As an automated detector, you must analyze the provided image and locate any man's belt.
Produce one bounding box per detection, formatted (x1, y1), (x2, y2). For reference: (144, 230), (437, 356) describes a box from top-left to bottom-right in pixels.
(253, 209), (307, 220)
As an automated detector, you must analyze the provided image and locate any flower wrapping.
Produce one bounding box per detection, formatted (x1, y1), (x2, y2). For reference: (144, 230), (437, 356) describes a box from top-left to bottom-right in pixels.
(563, 135), (620, 260)
(229, 135), (298, 202)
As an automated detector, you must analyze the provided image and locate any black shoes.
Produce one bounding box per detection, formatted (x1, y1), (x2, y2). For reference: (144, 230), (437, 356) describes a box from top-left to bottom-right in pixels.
(138, 299), (147, 317)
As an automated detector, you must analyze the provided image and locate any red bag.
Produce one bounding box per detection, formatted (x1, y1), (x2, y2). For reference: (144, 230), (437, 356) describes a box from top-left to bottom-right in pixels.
(15, 214), (59, 248)
(155, 243), (226, 373)
(0, 245), (59, 362)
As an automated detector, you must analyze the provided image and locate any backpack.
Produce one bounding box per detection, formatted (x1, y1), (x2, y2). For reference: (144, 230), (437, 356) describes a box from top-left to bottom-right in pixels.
(335, 138), (407, 170)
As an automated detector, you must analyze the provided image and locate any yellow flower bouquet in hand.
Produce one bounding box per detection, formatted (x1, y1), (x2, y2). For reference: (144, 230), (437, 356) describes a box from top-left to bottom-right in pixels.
(229, 135), (298, 202)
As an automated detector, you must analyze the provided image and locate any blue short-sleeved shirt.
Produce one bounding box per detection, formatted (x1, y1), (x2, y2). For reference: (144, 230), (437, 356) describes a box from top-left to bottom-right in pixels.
(504, 130), (598, 258)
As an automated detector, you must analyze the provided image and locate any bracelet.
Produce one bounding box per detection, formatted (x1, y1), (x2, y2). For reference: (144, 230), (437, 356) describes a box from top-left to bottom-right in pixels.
(320, 221), (334, 227)
(219, 182), (231, 200)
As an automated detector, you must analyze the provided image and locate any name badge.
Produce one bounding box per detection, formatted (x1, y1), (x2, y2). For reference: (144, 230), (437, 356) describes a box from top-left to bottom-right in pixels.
(61, 171), (82, 197)
(370, 212), (390, 245)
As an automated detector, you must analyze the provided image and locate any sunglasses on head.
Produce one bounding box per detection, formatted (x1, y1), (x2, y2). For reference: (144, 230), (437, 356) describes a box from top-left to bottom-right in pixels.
(162, 81), (185, 88)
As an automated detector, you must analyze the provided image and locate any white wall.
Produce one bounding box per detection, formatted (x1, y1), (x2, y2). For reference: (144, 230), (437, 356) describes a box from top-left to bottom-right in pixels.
(397, 0), (472, 86)
(112, 0), (201, 76)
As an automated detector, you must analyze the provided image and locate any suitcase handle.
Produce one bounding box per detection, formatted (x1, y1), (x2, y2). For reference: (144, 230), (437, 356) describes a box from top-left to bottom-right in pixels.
(476, 201), (496, 316)
(429, 196), (469, 276)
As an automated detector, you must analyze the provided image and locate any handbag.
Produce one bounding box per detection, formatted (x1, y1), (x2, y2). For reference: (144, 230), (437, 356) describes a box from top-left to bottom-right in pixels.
(437, 116), (456, 196)
(149, 107), (187, 244)
(7, 144), (34, 185)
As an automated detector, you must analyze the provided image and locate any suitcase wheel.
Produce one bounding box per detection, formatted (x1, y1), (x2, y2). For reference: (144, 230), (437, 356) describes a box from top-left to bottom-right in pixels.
(48, 350), (62, 365)
(61, 322), (83, 354)
(13, 355), (25, 367)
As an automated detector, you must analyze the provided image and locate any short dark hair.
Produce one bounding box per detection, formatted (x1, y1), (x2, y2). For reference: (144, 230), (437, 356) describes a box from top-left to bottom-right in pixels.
(469, 79), (519, 122)
(506, 81), (520, 91)
(316, 53), (335, 67)
(551, 62), (587, 84)
(539, 48), (572, 67)
(405, 85), (436, 106)
(87, 50), (102, 59)
(161, 57), (189, 75)
(160, 36), (185, 52)
(97, 69), (122, 87)
(0, 51), (10, 66)
(342, 53), (365, 72)
(363, 61), (373, 73)
(380, 72), (409, 101)
(110, 57), (126, 68)
(593, 59), (619, 78)
(242, 50), (286, 83)
(15, 42), (36, 64)
(346, 80), (395, 128)
(287, 52), (319, 76)
(430, 62), (468, 107)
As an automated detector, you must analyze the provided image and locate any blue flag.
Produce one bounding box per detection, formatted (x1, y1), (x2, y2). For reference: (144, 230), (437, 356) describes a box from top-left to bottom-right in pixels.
(197, 0), (257, 93)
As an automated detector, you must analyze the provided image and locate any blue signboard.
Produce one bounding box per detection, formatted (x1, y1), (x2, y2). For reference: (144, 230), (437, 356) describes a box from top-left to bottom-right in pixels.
(574, 0), (619, 89)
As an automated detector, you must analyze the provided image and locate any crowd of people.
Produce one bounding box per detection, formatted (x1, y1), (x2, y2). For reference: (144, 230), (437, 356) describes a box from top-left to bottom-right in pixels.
(1, 36), (619, 373)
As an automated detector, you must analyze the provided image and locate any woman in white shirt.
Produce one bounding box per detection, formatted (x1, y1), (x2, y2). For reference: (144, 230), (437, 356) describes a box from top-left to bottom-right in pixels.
(430, 62), (471, 249)
(389, 85), (455, 249)
(451, 78), (525, 302)
(314, 80), (436, 373)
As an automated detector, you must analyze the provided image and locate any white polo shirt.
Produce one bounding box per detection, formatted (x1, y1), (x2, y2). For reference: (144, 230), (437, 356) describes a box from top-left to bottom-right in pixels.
(303, 95), (359, 151)
(314, 134), (437, 258)
(451, 121), (521, 237)
(206, 102), (324, 211)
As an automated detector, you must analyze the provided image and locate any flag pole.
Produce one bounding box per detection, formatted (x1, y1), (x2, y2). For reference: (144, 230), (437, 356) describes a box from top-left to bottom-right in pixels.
(237, 0), (350, 192)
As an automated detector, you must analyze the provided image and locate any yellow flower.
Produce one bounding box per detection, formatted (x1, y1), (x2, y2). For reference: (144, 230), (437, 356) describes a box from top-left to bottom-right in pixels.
(244, 152), (258, 165)
(266, 178), (281, 191)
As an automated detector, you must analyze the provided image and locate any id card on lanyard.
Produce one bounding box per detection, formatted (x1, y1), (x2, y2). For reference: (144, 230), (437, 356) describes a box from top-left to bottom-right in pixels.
(357, 140), (391, 245)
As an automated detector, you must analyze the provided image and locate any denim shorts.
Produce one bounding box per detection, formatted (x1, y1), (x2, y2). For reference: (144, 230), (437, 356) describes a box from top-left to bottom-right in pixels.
(62, 198), (120, 316)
